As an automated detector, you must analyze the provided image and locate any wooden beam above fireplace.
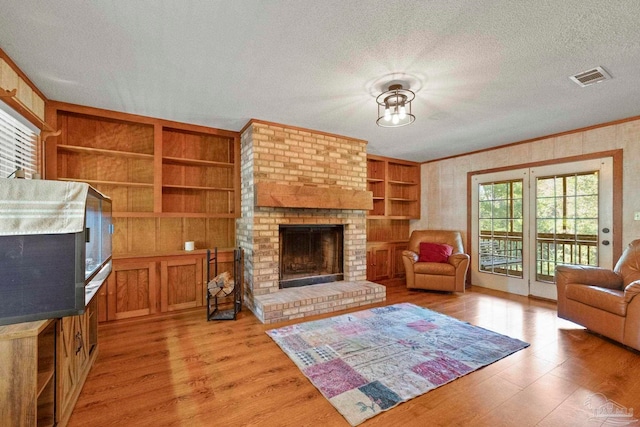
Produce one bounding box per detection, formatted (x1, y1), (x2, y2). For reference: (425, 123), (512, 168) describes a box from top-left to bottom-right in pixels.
(255, 182), (373, 210)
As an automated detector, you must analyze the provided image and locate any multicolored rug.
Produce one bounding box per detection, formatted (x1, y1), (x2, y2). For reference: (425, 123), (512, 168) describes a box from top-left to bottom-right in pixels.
(266, 302), (529, 426)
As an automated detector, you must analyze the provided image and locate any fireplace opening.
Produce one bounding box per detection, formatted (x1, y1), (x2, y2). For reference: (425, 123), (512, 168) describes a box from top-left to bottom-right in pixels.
(279, 225), (344, 288)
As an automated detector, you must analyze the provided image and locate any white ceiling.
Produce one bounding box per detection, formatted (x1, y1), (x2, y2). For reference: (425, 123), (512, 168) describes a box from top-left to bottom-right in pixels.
(1, 1), (640, 162)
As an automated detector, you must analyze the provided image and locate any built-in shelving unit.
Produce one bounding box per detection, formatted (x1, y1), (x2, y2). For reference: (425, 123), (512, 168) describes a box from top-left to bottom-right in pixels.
(46, 102), (240, 322)
(48, 103), (240, 253)
(367, 157), (386, 217)
(161, 127), (236, 216)
(366, 155), (420, 219)
(54, 110), (156, 217)
(366, 155), (421, 284)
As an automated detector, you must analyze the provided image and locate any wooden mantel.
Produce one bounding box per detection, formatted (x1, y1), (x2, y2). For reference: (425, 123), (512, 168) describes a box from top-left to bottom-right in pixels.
(255, 182), (373, 210)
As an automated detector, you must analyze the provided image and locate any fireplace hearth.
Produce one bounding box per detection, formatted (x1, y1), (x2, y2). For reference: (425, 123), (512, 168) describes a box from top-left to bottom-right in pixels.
(279, 225), (344, 288)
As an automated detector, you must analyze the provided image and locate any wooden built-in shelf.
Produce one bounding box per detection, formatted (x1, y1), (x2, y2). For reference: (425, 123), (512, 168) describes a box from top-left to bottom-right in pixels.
(161, 212), (237, 219)
(367, 158), (386, 181)
(388, 197), (418, 202)
(375, 215), (416, 220)
(389, 180), (417, 185)
(112, 211), (156, 218)
(37, 370), (54, 397)
(162, 156), (234, 168)
(111, 211), (236, 219)
(57, 144), (154, 160)
(57, 177), (154, 188)
(162, 184), (235, 191)
(112, 248), (235, 260)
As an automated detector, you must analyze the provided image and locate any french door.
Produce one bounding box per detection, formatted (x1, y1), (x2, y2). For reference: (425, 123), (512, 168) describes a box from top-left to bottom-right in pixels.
(471, 157), (613, 299)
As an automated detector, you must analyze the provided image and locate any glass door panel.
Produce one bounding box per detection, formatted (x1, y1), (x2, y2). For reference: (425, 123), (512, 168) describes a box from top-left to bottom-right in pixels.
(529, 158), (612, 299)
(478, 180), (524, 278)
(472, 169), (529, 296)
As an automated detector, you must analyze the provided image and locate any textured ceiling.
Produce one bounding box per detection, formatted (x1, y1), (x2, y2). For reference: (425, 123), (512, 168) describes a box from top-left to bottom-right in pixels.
(1, 1), (640, 162)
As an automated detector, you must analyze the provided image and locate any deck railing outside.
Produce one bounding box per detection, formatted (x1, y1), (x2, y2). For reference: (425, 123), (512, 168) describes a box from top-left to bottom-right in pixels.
(479, 232), (598, 281)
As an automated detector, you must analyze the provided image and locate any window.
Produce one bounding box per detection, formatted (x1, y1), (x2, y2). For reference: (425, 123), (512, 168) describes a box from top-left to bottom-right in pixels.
(535, 171), (599, 281)
(0, 102), (39, 178)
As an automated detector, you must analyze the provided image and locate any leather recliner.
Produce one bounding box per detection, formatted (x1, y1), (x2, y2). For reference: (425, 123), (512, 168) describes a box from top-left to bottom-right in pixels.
(556, 239), (640, 351)
(402, 230), (469, 292)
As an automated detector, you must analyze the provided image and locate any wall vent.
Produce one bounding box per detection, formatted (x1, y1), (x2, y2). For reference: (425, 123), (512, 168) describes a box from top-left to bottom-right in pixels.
(570, 66), (612, 87)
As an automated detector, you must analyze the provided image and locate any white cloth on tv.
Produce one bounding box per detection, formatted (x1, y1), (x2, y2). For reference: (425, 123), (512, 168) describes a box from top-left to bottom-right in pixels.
(0, 179), (89, 235)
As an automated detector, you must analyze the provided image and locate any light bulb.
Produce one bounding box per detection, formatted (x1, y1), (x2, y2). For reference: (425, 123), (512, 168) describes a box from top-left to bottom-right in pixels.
(392, 114), (400, 125)
(399, 105), (406, 120)
(384, 108), (391, 121)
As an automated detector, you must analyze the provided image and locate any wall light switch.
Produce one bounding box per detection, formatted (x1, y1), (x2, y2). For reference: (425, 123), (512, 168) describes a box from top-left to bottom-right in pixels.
(635, 212), (640, 221)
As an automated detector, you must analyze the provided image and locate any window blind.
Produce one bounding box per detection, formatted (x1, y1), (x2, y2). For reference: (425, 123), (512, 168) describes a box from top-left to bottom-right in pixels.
(0, 102), (39, 179)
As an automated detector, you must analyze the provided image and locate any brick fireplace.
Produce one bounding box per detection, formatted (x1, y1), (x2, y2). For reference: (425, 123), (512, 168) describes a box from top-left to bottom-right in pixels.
(236, 120), (386, 323)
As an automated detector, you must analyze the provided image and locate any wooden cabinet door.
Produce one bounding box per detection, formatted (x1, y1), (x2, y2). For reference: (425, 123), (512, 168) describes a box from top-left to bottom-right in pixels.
(391, 243), (408, 279)
(107, 260), (158, 320)
(57, 316), (81, 420)
(57, 307), (99, 425)
(367, 245), (391, 282)
(87, 297), (99, 355)
(97, 279), (108, 323)
(76, 310), (90, 372)
(161, 256), (204, 312)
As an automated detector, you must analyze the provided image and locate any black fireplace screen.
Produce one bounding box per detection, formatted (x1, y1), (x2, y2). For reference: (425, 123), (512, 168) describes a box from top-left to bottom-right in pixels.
(279, 225), (344, 288)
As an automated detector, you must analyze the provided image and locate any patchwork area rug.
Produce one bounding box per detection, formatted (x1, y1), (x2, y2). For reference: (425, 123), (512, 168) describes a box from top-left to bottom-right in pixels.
(266, 302), (529, 426)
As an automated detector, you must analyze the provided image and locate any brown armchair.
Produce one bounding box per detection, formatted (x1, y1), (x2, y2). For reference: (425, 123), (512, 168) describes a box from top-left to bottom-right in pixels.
(556, 239), (640, 351)
(402, 230), (470, 292)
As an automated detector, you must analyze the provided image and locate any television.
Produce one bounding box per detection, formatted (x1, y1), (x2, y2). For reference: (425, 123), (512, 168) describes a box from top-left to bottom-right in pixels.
(0, 181), (113, 326)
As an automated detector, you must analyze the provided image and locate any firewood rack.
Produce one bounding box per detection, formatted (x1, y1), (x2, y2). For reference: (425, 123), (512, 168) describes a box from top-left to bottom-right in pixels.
(206, 247), (243, 321)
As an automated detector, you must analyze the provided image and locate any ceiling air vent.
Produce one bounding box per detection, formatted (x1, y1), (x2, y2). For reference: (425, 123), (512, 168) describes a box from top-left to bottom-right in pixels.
(569, 66), (612, 87)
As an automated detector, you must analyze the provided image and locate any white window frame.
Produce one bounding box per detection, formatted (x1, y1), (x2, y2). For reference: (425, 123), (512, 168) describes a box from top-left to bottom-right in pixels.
(0, 101), (40, 179)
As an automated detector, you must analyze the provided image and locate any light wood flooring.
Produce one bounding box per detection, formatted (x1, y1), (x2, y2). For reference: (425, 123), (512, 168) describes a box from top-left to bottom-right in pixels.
(68, 283), (640, 426)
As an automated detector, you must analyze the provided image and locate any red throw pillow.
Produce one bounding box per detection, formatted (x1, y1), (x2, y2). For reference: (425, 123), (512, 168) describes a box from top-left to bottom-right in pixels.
(419, 242), (453, 263)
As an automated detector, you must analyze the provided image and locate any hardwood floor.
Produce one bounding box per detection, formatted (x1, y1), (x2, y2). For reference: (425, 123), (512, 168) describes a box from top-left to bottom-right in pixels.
(68, 283), (640, 426)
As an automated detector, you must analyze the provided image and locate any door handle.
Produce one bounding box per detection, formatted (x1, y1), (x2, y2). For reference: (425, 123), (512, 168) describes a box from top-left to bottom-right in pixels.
(602, 240), (610, 246)
(75, 331), (83, 354)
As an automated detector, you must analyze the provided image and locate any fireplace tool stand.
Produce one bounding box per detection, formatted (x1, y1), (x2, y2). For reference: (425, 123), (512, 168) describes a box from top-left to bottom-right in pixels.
(206, 247), (243, 321)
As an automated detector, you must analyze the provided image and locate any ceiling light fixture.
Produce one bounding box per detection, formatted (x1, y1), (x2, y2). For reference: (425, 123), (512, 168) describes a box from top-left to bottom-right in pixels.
(376, 83), (415, 127)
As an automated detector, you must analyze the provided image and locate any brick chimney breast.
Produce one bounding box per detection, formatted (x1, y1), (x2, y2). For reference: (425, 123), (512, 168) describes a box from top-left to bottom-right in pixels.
(236, 121), (384, 323)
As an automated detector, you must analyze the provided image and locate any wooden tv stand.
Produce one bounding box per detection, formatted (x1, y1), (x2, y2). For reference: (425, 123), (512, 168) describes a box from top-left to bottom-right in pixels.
(0, 294), (100, 426)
